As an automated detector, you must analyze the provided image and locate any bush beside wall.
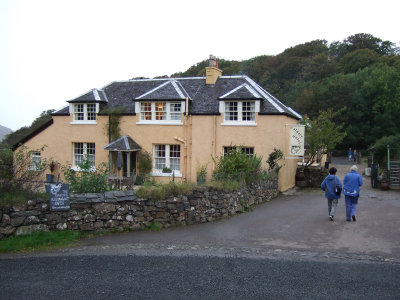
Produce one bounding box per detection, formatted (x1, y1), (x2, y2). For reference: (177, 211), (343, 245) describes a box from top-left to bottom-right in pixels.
(0, 177), (278, 238)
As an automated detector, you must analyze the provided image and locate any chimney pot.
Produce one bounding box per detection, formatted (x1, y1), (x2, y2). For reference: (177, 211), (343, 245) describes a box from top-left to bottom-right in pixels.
(205, 55), (222, 85)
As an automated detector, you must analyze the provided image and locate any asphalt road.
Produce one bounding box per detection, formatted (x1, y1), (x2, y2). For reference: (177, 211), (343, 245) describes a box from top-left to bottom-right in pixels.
(1, 255), (400, 299)
(1, 157), (399, 299)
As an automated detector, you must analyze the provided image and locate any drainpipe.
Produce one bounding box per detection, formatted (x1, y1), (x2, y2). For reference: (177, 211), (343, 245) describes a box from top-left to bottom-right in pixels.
(213, 115), (217, 169)
(184, 97), (189, 181)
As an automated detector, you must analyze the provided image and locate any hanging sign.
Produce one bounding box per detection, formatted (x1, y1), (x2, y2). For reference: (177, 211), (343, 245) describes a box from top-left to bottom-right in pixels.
(289, 125), (305, 156)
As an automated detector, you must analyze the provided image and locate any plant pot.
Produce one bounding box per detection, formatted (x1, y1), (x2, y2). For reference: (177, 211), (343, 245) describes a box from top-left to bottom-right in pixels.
(46, 174), (55, 183)
(380, 181), (389, 190)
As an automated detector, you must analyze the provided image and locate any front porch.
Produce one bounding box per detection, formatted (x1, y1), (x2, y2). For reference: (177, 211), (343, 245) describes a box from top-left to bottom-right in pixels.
(104, 135), (141, 190)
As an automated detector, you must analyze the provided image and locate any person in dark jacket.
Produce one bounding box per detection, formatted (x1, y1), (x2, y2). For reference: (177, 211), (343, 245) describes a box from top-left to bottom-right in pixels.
(321, 167), (342, 221)
(343, 165), (363, 221)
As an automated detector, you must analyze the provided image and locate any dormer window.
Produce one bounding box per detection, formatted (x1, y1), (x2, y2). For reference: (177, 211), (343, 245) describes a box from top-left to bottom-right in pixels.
(221, 101), (258, 126)
(137, 101), (184, 125)
(70, 103), (98, 124)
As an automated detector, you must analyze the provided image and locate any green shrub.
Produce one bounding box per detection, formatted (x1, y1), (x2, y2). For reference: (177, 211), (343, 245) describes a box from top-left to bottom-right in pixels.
(196, 164), (208, 184)
(62, 158), (111, 193)
(371, 134), (400, 164)
(208, 180), (240, 191)
(136, 185), (165, 200)
(136, 182), (194, 200)
(0, 191), (27, 207)
(135, 175), (145, 185)
(0, 145), (51, 203)
(212, 148), (263, 185)
(137, 150), (153, 176)
(266, 148), (284, 171)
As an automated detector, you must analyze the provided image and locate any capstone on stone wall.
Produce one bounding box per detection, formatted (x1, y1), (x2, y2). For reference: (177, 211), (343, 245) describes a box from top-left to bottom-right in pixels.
(0, 178), (278, 238)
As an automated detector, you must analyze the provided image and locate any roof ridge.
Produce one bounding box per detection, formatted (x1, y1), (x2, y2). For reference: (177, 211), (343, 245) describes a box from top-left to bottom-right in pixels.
(245, 77), (284, 113)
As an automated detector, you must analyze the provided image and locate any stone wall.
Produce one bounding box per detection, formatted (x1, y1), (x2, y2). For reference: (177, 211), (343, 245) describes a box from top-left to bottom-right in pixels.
(296, 167), (328, 188)
(304, 167), (329, 187)
(0, 177), (278, 238)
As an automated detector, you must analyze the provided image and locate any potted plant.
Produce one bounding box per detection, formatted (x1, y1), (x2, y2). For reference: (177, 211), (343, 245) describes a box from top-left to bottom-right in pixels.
(380, 177), (390, 190)
(46, 161), (57, 183)
(162, 167), (172, 173)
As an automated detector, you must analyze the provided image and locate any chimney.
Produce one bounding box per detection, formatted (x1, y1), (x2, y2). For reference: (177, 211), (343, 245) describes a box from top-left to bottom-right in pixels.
(205, 55), (222, 85)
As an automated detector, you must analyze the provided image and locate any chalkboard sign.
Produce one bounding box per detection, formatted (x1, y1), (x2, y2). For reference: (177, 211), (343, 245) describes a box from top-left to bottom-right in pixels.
(49, 183), (70, 211)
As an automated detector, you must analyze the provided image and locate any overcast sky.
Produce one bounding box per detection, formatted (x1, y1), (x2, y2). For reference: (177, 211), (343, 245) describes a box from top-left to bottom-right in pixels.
(0, 0), (399, 131)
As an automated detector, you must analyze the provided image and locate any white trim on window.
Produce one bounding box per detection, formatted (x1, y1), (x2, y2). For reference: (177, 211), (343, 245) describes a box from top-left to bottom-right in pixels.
(136, 101), (184, 125)
(69, 103), (98, 124)
(29, 151), (41, 171)
(220, 100), (258, 126)
(72, 142), (95, 170)
(152, 144), (182, 176)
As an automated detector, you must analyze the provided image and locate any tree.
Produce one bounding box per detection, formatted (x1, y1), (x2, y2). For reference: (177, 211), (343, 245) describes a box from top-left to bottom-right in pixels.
(301, 108), (347, 168)
(329, 33), (397, 60)
(338, 49), (379, 74)
(362, 63), (400, 140)
(2, 109), (54, 148)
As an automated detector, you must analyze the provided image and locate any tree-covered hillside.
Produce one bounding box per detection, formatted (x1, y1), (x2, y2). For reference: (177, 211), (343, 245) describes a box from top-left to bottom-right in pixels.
(172, 33), (400, 150)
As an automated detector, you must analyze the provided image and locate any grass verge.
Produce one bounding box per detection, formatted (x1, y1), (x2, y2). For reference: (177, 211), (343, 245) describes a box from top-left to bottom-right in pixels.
(0, 230), (90, 253)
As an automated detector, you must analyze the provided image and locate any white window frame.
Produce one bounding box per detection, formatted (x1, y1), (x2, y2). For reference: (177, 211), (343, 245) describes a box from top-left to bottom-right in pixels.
(220, 100), (259, 126)
(73, 142), (95, 170)
(69, 103), (98, 124)
(29, 151), (41, 171)
(152, 144), (182, 177)
(136, 101), (184, 125)
(223, 146), (254, 157)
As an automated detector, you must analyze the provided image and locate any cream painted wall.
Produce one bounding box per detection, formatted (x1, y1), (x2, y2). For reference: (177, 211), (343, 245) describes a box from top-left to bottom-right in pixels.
(118, 115), (186, 183)
(18, 110), (300, 191)
(17, 115), (110, 180)
(190, 114), (300, 191)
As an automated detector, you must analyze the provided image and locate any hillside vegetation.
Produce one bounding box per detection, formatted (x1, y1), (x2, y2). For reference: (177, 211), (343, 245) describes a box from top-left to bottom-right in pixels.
(173, 33), (400, 150)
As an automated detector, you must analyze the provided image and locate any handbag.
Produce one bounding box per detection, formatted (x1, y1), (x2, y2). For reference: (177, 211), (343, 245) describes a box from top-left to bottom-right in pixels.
(335, 176), (342, 196)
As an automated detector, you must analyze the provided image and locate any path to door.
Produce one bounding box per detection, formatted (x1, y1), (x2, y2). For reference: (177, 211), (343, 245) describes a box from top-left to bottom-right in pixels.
(35, 157), (400, 262)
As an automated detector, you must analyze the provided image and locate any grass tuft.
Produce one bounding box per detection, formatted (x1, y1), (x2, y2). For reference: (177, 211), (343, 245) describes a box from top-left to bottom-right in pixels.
(0, 230), (89, 253)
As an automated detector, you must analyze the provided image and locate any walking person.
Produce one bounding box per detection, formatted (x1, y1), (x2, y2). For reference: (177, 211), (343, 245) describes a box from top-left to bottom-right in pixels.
(343, 165), (363, 222)
(348, 148), (353, 161)
(353, 149), (358, 163)
(321, 167), (342, 221)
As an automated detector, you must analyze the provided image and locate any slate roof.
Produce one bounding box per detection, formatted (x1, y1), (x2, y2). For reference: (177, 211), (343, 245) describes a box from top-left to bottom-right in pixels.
(54, 75), (301, 119)
(68, 88), (108, 103)
(104, 135), (142, 151)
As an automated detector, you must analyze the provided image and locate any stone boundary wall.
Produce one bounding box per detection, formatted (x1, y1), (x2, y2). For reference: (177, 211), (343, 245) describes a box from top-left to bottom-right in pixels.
(0, 178), (278, 238)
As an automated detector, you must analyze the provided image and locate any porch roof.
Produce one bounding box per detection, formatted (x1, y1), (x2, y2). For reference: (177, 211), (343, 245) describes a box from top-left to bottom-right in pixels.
(104, 135), (142, 152)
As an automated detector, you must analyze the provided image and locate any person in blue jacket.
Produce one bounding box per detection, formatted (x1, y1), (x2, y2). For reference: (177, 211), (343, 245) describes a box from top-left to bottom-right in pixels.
(321, 167), (342, 221)
(348, 148), (353, 161)
(343, 165), (363, 221)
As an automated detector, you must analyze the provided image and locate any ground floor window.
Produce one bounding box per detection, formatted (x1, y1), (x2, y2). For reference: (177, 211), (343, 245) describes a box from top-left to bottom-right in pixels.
(154, 144), (181, 172)
(29, 151), (41, 170)
(73, 142), (95, 167)
(223, 146), (254, 157)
